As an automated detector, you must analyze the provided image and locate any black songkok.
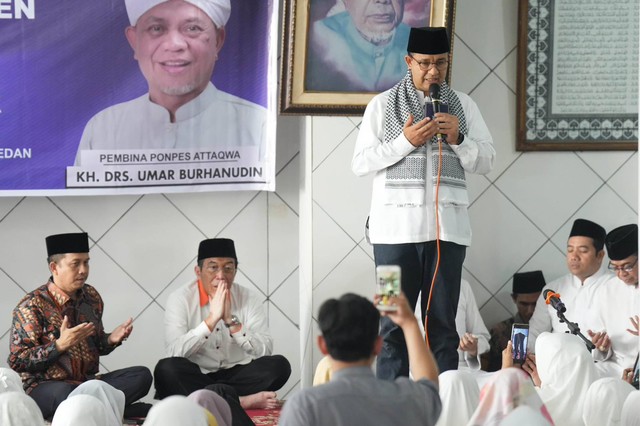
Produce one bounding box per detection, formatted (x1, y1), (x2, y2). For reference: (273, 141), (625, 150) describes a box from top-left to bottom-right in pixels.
(569, 219), (606, 245)
(605, 224), (638, 260)
(407, 27), (450, 54)
(512, 270), (546, 294)
(46, 232), (90, 256)
(198, 238), (237, 261)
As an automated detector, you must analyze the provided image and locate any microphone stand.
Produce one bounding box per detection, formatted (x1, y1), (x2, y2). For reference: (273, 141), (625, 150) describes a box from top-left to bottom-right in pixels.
(555, 309), (595, 352)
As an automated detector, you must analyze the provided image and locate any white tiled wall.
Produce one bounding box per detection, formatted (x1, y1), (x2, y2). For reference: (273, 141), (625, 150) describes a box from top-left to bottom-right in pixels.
(0, 0), (637, 399)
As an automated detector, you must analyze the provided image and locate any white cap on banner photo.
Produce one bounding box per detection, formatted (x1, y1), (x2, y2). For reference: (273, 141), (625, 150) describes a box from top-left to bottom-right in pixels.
(125, 0), (231, 27)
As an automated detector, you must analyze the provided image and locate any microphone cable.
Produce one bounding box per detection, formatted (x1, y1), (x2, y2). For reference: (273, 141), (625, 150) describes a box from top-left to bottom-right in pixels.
(423, 125), (445, 349)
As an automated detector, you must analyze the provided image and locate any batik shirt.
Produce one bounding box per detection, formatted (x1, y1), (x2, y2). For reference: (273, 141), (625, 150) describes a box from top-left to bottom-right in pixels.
(8, 280), (115, 393)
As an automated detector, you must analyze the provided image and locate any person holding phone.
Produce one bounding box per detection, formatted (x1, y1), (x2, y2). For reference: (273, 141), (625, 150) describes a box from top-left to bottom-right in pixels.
(483, 271), (545, 372)
(280, 292), (441, 426)
(352, 26), (495, 378)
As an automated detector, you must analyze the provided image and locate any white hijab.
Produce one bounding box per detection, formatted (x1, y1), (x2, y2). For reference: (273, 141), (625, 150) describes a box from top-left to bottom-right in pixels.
(535, 332), (598, 426)
(143, 395), (208, 426)
(582, 377), (634, 426)
(51, 394), (110, 426)
(467, 368), (553, 426)
(620, 390), (640, 426)
(0, 392), (45, 426)
(500, 406), (552, 426)
(68, 380), (125, 426)
(0, 368), (24, 394)
(436, 370), (480, 426)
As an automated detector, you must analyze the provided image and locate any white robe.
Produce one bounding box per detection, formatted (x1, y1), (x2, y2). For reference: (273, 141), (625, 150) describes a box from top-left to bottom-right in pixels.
(528, 269), (614, 351)
(591, 278), (640, 377)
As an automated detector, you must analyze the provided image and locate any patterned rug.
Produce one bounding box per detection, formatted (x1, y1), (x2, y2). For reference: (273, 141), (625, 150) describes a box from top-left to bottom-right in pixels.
(246, 407), (281, 425)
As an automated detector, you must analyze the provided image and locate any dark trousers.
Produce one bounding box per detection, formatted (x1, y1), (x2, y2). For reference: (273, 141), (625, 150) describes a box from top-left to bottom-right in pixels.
(29, 366), (152, 420)
(374, 241), (465, 378)
(154, 356), (291, 426)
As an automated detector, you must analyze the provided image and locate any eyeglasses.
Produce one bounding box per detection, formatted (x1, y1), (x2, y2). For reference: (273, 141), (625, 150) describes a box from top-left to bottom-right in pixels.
(608, 258), (638, 273)
(409, 56), (449, 71)
(204, 265), (236, 275)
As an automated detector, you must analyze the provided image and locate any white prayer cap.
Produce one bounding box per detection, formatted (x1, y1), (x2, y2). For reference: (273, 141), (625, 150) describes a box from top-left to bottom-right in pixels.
(125, 0), (231, 27)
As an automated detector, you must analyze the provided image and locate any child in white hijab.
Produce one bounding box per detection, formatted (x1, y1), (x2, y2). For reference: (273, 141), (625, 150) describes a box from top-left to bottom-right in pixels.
(467, 368), (553, 426)
(535, 332), (598, 426)
(68, 380), (125, 426)
(144, 395), (209, 426)
(621, 391), (640, 426)
(436, 370), (480, 426)
(51, 394), (109, 426)
(0, 392), (45, 426)
(582, 377), (634, 426)
(0, 368), (24, 394)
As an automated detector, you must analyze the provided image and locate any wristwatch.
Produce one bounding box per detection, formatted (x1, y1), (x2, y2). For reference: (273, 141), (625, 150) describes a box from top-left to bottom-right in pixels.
(457, 133), (465, 145)
(224, 315), (241, 328)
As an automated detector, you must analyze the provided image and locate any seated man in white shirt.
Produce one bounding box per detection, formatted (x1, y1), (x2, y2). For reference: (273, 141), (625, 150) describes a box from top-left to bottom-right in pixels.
(590, 224), (640, 378)
(280, 293), (441, 426)
(153, 238), (291, 415)
(528, 218), (614, 351)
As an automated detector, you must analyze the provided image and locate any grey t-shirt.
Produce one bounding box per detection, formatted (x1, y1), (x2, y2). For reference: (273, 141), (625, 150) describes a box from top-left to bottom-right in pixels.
(279, 366), (441, 426)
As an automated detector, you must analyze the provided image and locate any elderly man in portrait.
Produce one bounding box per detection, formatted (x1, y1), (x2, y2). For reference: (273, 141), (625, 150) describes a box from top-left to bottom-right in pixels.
(75, 0), (265, 163)
(306, 0), (411, 92)
(8, 232), (152, 420)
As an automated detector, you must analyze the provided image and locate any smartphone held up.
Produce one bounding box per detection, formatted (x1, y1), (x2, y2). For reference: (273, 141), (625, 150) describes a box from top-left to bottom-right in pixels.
(511, 323), (529, 364)
(375, 265), (401, 312)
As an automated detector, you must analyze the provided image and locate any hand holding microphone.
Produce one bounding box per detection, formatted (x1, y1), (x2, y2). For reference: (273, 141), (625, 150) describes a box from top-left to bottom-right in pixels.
(428, 83), (460, 144)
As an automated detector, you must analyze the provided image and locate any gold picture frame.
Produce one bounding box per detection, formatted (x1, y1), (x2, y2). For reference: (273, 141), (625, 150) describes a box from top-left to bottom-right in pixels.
(280, 0), (458, 115)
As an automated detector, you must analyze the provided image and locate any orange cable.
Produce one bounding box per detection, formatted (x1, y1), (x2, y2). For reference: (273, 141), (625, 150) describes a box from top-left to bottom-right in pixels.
(424, 136), (443, 348)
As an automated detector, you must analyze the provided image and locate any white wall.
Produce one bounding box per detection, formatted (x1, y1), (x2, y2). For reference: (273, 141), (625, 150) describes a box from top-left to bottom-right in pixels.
(0, 0), (636, 400)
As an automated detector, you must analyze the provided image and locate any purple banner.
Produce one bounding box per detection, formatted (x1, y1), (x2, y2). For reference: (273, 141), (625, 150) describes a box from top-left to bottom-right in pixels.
(0, 0), (276, 193)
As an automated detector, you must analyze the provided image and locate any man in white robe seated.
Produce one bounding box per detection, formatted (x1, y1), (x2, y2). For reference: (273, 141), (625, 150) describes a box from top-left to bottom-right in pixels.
(528, 218), (614, 351)
(590, 224), (640, 378)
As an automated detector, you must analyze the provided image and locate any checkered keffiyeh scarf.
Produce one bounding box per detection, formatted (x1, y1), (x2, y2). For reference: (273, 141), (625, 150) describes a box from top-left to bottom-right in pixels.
(383, 71), (468, 206)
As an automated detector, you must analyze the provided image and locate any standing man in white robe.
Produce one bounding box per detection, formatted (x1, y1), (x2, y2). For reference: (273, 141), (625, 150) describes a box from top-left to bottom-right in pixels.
(528, 219), (614, 351)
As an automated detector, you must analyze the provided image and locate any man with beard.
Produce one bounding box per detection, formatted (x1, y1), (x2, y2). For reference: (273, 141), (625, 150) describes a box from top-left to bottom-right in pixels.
(75, 0), (265, 163)
(306, 0), (411, 92)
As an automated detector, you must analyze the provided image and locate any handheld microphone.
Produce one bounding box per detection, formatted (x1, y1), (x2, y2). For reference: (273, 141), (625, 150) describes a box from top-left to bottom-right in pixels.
(543, 289), (566, 313)
(428, 83), (445, 141)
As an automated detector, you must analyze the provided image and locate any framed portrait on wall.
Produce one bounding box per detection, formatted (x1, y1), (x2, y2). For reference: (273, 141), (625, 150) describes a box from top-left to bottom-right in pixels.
(280, 0), (458, 115)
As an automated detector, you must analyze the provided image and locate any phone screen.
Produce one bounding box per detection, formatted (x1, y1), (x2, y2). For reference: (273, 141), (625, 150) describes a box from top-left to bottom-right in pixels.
(511, 323), (529, 364)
